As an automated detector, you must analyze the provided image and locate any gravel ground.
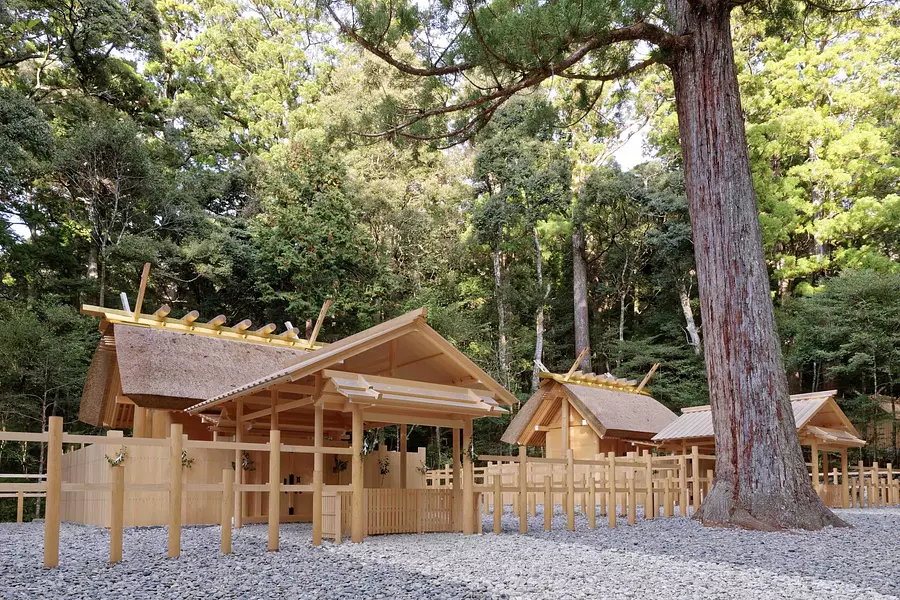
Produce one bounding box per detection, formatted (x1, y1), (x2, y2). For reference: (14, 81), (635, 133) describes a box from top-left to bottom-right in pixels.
(1, 507), (898, 600)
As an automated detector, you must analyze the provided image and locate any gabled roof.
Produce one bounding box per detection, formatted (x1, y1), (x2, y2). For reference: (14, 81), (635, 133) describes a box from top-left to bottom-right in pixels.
(651, 391), (862, 443)
(501, 378), (677, 445)
(187, 308), (517, 414)
(79, 324), (310, 425)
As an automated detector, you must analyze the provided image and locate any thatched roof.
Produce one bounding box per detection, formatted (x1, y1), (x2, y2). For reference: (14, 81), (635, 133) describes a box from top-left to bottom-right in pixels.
(187, 308), (517, 414)
(652, 391), (864, 447)
(79, 324), (310, 425)
(501, 380), (677, 445)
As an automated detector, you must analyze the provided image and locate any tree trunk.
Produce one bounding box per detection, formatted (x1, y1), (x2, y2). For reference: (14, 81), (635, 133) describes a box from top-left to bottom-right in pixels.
(677, 277), (702, 356)
(667, 0), (844, 530)
(492, 246), (510, 389)
(98, 248), (108, 307)
(572, 223), (591, 372)
(532, 226), (548, 392)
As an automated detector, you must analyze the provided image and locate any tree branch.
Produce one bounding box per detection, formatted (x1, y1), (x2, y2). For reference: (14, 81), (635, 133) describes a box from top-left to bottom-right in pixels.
(326, 4), (475, 76)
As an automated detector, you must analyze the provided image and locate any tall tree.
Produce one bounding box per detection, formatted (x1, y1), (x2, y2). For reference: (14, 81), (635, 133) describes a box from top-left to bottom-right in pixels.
(328, 0), (847, 528)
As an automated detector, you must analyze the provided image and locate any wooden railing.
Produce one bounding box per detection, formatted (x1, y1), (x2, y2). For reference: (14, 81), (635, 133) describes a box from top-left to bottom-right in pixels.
(0, 417), (353, 568)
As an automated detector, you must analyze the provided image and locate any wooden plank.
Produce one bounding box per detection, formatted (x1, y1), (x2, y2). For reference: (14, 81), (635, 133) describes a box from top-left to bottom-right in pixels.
(607, 452), (616, 529)
(16, 490), (24, 523)
(109, 465), (124, 564)
(462, 419), (474, 535)
(544, 475), (552, 531)
(133, 262), (151, 320)
(222, 468), (233, 554)
(268, 429), (281, 552)
(168, 424), (183, 558)
(313, 404), (324, 546)
(518, 446), (528, 534)
(44, 417), (62, 568)
(493, 475), (502, 534)
(351, 405), (364, 543)
(587, 475), (596, 529)
(566, 449), (575, 531)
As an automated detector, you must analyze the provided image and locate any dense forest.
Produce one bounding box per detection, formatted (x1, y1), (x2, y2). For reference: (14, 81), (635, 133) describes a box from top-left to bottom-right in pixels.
(1, 0), (899, 486)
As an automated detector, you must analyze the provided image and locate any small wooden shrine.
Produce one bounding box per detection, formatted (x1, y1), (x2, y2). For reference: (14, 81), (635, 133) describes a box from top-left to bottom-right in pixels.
(502, 367), (677, 459)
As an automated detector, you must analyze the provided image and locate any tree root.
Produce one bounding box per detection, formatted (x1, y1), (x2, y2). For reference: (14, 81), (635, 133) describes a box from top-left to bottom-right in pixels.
(694, 480), (850, 531)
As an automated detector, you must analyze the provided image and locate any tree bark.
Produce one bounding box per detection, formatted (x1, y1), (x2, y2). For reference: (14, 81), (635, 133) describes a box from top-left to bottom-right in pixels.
(667, 0), (845, 530)
(492, 246), (510, 389)
(532, 226), (549, 392)
(572, 223), (591, 372)
(677, 277), (702, 355)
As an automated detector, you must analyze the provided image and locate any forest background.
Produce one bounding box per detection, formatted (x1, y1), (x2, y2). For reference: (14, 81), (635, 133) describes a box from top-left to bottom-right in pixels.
(1, 0), (899, 492)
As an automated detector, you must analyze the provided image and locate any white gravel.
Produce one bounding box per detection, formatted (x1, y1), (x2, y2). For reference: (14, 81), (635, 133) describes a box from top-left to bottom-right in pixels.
(1, 507), (898, 599)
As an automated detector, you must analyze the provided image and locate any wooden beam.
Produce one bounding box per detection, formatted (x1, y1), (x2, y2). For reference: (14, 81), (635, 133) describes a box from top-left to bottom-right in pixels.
(565, 348), (590, 380)
(351, 404), (364, 543)
(207, 314), (226, 328)
(312, 403), (324, 546)
(462, 420), (473, 535)
(243, 396), (316, 422)
(234, 319), (252, 332)
(182, 310), (200, 324)
(308, 299), (333, 348)
(152, 304), (171, 320)
(636, 363), (660, 392)
(268, 429), (281, 551)
(133, 263), (151, 321)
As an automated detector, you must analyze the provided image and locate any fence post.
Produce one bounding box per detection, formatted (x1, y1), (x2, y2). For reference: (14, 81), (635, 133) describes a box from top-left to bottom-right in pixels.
(543, 475), (552, 531)
(485, 463), (493, 516)
(493, 475), (502, 534)
(691, 446), (700, 514)
(518, 446), (528, 534)
(462, 419), (474, 535)
(44, 416), (63, 569)
(221, 468), (234, 553)
(888, 464), (895, 505)
(168, 423), (183, 559)
(643, 451), (653, 519)
(587, 474), (596, 529)
(664, 475), (673, 518)
(627, 470), (636, 525)
(606, 452), (616, 529)
(16, 490), (24, 524)
(566, 449), (575, 531)
(678, 455), (688, 515)
(268, 429), (281, 551)
(110, 465), (125, 564)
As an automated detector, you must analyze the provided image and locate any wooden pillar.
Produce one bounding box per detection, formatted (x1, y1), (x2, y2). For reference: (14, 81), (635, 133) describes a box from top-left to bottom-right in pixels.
(268, 429), (281, 552)
(840, 450), (849, 509)
(462, 419), (474, 535)
(221, 468), (233, 554)
(543, 475), (552, 531)
(234, 399), (244, 528)
(664, 475), (674, 518)
(561, 397), (570, 456)
(44, 416), (63, 568)
(627, 470), (636, 525)
(566, 448), (575, 530)
(858, 460), (866, 507)
(810, 441), (820, 497)
(452, 427), (461, 531)
(16, 490), (24, 524)
(168, 423), (183, 558)
(888, 463), (895, 505)
(679, 454), (688, 515)
(691, 446), (700, 513)
(643, 451), (654, 519)
(133, 407), (148, 438)
(606, 452), (616, 529)
(873, 462), (880, 507)
(351, 404), (364, 543)
(270, 390), (279, 431)
(110, 464), (125, 564)
(492, 475), (502, 534)
(518, 446), (528, 533)
(312, 404), (324, 546)
(587, 474), (596, 529)
(399, 423), (408, 489)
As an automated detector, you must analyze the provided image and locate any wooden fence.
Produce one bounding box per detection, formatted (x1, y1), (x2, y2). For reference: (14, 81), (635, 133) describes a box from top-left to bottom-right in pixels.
(0, 417), (353, 568)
